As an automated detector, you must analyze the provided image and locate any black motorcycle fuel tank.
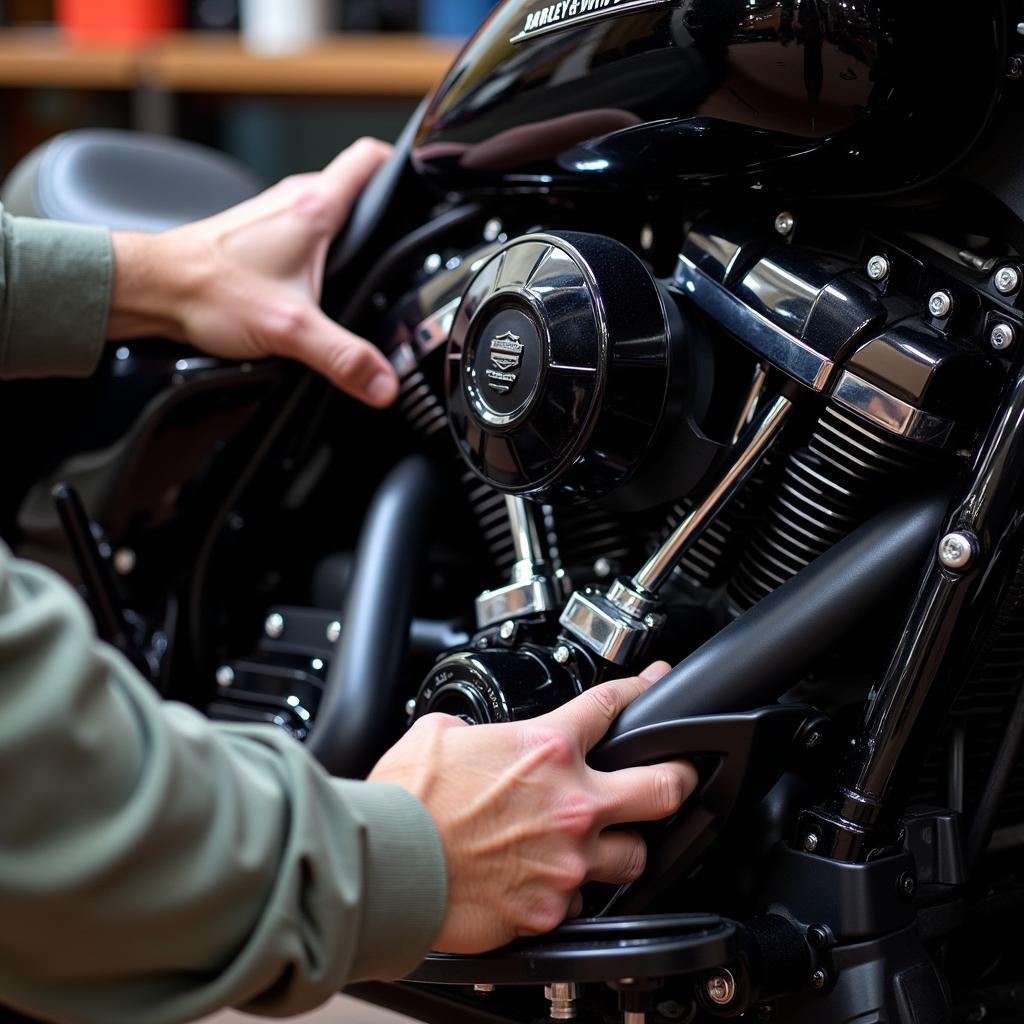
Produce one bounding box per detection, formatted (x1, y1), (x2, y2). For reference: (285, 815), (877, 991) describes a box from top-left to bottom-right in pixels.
(413, 0), (1006, 197)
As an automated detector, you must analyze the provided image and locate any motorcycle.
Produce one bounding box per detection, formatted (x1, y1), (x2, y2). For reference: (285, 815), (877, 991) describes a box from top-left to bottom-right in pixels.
(3, 0), (1024, 1020)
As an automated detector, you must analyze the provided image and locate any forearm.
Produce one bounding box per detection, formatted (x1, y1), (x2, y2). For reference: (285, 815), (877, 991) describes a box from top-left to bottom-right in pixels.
(0, 542), (447, 1024)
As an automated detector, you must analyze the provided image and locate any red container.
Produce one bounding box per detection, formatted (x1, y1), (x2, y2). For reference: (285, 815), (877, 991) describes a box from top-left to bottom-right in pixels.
(57, 0), (183, 46)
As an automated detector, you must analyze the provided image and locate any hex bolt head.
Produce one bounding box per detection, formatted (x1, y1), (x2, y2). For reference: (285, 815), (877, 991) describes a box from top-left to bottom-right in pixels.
(938, 532), (976, 571)
(775, 211), (795, 236)
(991, 323), (1016, 351)
(928, 290), (953, 319)
(264, 612), (285, 639)
(811, 969), (828, 991)
(554, 645), (572, 665)
(802, 831), (820, 853)
(499, 620), (516, 640)
(898, 871), (917, 898)
(705, 971), (737, 1007)
(995, 265), (1022, 295)
(215, 665), (235, 688)
(866, 254), (890, 281)
(326, 620), (342, 644)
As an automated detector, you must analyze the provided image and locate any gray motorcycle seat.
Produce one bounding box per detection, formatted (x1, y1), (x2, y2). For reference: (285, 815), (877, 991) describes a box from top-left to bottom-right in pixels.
(1, 129), (261, 231)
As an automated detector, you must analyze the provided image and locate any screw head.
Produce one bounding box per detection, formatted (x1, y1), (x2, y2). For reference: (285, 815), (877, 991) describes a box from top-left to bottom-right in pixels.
(811, 969), (828, 991)
(215, 665), (235, 688)
(928, 290), (953, 319)
(593, 557), (613, 579)
(995, 265), (1022, 295)
(499, 620), (516, 640)
(991, 323), (1016, 351)
(898, 871), (917, 897)
(938, 532), (976, 571)
(405, 698), (417, 717)
(264, 612), (285, 639)
(326, 620), (342, 644)
(554, 645), (571, 665)
(807, 924), (830, 949)
(643, 613), (659, 629)
(423, 253), (443, 274)
(705, 971), (737, 1006)
(774, 211), (795, 236)
(112, 548), (136, 575)
(866, 254), (890, 281)
(802, 831), (820, 853)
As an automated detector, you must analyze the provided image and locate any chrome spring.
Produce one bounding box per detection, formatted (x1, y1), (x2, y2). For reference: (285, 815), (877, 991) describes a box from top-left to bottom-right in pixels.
(728, 404), (930, 610)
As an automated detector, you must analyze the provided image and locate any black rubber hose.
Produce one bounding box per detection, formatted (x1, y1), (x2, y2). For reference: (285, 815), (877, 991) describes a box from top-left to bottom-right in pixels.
(600, 492), (949, 750)
(308, 455), (440, 778)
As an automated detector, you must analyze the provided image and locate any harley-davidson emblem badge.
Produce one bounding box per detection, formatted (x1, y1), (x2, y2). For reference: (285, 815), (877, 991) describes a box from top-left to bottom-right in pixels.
(511, 0), (672, 44)
(486, 331), (524, 393)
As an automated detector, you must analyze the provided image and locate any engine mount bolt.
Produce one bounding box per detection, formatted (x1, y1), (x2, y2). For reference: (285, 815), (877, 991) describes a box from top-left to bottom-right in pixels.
(326, 620), (342, 644)
(215, 665), (235, 688)
(705, 970), (737, 1007)
(991, 322), (1016, 351)
(474, 984), (495, 994)
(928, 290), (953, 319)
(112, 548), (136, 575)
(811, 969), (829, 991)
(802, 831), (820, 853)
(774, 211), (795, 236)
(554, 645), (572, 665)
(994, 265), (1022, 295)
(866, 254), (890, 281)
(938, 531), (977, 571)
(545, 983), (579, 1020)
(499, 620), (516, 640)
(264, 612), (285, 639)
(405, 699), (417, 717)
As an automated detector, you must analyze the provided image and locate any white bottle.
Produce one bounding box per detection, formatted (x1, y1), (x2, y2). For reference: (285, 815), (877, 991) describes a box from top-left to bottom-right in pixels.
(239, 0), (330, 54)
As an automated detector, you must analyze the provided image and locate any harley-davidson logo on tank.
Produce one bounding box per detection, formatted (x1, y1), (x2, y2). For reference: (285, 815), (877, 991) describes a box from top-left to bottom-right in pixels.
(511, 0), (673, 43)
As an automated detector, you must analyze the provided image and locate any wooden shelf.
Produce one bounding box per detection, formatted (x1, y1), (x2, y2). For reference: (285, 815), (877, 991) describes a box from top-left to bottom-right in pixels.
(0, 28), (459, 96)
(147, 32), (459, 96)
(0, 28), (139, 89)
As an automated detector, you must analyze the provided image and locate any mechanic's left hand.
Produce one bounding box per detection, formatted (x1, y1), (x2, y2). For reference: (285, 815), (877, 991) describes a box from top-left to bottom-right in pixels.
(107, 137), (400, 408)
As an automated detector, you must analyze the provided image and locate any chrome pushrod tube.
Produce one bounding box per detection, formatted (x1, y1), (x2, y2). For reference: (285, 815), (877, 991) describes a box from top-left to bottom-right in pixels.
(631, 395), (792, 596)
(505, 494), (545, 570)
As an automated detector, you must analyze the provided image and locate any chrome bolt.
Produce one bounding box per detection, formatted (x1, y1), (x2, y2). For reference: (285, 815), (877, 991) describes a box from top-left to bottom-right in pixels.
(593, 557), (613, 579)
(554, 645), (572, 665)
(474, 984), (495, 994)
(499, 620), (516, 640)
(774, 211), (795, 236)
(705, 971), (737, 1007)
(326, 620), (342, 644)
(423, 252), (443, 274)
(991, 322), (1016, 351)
(215, 665), (235, 688)
(938, 531), (976, 571)
(264, 612), (285, 639)
(483, 219), (503, 242)
(112, 548), (136, 575)
(928, 290), (953, 319)
(545, 983), (578, 1020)
(643, 614), (658, 629)
(866, 254), (890, 281)
(405, 698), (417, 717)
(995, 265), (1022, 295)
(1017, 21), (1024, 35)
(811, 969), (828, 990)
(803, 831), (820, 853)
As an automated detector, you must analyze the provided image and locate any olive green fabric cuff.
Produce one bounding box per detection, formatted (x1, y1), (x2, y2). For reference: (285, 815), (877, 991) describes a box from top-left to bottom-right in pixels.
(0, 208), (112, 379)
(334, 779), (448, 981)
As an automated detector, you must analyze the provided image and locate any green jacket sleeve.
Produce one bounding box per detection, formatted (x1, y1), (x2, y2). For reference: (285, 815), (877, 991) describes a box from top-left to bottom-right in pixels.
(0, 210), (449, 1022)
(0, 202), (112, 378)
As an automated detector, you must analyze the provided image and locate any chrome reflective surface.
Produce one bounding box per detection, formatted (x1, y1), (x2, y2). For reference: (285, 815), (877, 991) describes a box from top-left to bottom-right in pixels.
(832, 370), (955, 447)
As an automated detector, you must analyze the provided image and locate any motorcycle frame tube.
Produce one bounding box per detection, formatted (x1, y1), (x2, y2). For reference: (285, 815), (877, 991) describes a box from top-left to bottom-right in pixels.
(809, 353), (1024, 861)
(307, 455), (440, 778)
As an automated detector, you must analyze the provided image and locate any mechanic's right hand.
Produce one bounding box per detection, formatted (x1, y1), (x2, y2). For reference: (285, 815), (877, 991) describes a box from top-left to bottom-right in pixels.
(367, 661), (697, 954)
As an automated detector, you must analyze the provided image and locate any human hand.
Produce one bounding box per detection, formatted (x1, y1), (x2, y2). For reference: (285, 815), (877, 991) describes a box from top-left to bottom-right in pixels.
(107, 138), (400, 408)
(368, 662), (697, 954)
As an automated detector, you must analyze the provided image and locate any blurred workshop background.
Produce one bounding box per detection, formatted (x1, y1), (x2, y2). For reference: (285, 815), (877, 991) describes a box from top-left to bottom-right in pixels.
(0, 0), (496, 184)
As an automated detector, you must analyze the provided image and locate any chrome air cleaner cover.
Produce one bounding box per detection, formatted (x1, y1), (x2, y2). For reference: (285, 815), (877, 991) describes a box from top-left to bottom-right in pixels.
(445, 231), (677, 504)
